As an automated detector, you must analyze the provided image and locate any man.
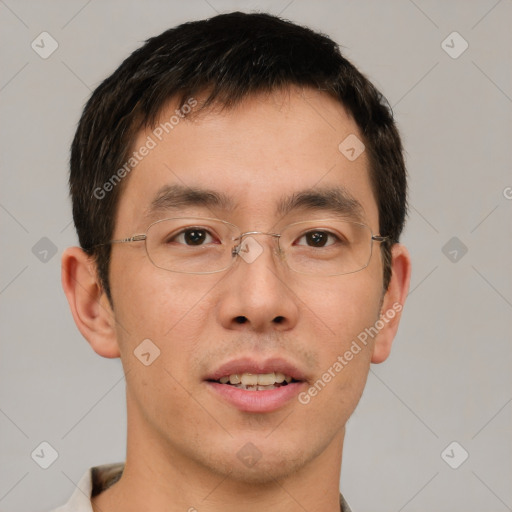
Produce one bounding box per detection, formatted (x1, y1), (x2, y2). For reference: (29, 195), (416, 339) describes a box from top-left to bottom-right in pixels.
(57, 11), (411, 512)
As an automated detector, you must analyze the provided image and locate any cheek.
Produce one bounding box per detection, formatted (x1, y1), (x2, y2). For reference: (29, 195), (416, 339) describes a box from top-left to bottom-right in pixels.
(298, 283), (379, 426)
(295, 273), (381, 405)
(297, 271), (382, 340)
(111, 272), (212, 412)
(110, 261), (217, 366)
(112, 257), (196, 324)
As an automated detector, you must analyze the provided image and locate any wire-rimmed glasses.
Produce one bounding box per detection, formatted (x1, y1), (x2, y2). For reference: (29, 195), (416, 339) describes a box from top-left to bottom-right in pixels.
(107, 217), (389, 276)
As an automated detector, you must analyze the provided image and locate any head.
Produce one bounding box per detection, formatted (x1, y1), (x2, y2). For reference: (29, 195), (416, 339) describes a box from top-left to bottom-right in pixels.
(63, 12), (410, 485)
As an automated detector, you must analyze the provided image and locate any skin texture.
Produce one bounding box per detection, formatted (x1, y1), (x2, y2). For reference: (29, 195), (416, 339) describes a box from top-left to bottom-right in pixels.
(62, 87), (411, 512)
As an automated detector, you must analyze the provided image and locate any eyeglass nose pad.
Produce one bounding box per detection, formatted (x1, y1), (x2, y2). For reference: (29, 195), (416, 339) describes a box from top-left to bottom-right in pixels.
(231, 234), (243, 257)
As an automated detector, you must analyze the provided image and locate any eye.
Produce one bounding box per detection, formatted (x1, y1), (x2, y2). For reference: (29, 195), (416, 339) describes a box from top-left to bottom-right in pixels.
(295, 230), (340, 248)
(171, 228), (216, 246)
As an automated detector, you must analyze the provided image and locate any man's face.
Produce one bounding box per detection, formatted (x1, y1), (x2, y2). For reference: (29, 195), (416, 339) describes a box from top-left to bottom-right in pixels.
(108, 88), (385, 482)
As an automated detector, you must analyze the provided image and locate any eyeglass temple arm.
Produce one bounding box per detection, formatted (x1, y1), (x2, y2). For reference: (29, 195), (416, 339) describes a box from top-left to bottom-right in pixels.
(372, 235), (391, 243)
(109, 234), (147, 244)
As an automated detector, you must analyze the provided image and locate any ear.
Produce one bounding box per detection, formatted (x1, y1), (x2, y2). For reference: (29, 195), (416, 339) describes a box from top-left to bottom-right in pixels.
(371, 243), (411, 364)
(61, 247), (120, 358)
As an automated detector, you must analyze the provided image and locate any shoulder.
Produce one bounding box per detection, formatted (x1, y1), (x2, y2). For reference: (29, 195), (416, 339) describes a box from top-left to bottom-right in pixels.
(47, 462), (125, 512)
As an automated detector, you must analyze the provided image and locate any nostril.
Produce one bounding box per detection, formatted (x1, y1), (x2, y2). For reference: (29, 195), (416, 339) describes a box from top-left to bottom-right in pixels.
(234, 316), (247, 324)
(273, 316), (285, 324)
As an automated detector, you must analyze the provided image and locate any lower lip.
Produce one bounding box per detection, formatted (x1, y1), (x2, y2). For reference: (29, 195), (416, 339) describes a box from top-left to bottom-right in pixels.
(206, 381), (305, 413)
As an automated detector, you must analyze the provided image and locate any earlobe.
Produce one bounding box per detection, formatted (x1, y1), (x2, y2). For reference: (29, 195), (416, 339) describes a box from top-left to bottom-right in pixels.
(371, 243), (412, 364)
(61, 247), (120, 358)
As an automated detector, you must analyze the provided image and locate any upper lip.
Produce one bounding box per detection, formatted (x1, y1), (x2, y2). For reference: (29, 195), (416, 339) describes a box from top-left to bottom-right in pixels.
(205, 357), (307, 382)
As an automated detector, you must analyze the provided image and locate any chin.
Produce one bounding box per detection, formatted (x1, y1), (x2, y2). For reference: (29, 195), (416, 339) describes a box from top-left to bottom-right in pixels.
(196, 433), (326, 486)
(210, 452), (310, 485)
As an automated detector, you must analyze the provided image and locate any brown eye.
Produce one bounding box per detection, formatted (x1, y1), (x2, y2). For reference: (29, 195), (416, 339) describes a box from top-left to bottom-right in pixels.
(184, 229), (207, 245)
(296, 230), (338, 247)
(305, 231), (328, 247)
(172, 228), (215, 246)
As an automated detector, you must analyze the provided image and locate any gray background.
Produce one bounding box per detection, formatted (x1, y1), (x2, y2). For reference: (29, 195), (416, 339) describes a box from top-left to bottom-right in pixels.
(1, 1), (511, 511)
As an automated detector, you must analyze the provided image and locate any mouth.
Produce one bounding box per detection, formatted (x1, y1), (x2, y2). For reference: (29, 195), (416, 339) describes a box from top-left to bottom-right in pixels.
(204, 358), (308, 412)
(208, 371), (300, 391)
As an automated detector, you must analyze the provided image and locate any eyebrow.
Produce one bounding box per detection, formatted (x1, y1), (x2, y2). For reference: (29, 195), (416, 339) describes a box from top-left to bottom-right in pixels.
(144, 184), (365, 223)
(144, 184), (236, 221)
(277, 187), (366, 222)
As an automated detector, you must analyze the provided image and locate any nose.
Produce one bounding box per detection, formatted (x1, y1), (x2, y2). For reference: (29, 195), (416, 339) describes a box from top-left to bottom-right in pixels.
(216, 234), (299, 332)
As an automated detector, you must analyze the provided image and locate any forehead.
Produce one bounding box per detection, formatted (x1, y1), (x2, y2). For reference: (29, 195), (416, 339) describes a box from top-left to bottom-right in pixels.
(115, 87), (378, 232)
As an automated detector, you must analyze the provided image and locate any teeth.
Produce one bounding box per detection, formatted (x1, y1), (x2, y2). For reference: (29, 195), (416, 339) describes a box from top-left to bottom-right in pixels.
(257, 373), (276, 386)
(217, 372), (294, 386)
(241, 373), (258, 386)
(230, 374), (241, 384)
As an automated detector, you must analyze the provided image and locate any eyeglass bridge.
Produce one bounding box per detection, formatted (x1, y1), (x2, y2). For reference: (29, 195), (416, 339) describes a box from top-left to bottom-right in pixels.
(231, 231), (282, 257)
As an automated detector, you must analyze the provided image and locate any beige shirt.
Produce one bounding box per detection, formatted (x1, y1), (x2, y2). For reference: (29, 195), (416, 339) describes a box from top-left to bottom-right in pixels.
(50, 463), (353, 512)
